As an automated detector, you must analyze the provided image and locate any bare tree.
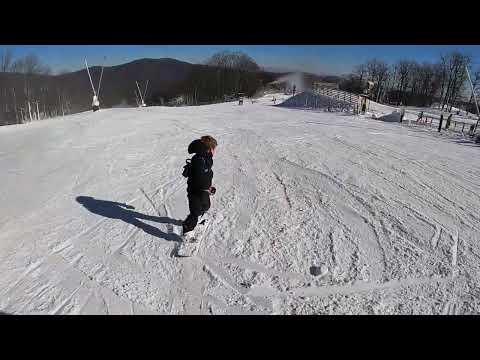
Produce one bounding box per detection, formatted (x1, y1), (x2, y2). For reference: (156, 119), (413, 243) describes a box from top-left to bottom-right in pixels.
(23, 54), (42, 75)
(391, 60), (415, 105)
(365, 59), (390, 102)
(11, 54), (50, 75)
(353, 63), (367, 84)
(425, 63), (443, 104)
(349, 51), (472, 109)
(186, 51), (263, 102)
(11, 58), (25, 73)
(417, 63), (436, 106)
(1, 48), (13, 72)
(443, 53), (470, 111)
(5, 54), (53, 124)
(407, 62), (422, 98)
(206, 51), (260, 72)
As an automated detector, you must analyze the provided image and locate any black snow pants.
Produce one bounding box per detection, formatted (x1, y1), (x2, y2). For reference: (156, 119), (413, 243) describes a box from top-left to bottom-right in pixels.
(183, 189), (210, 233)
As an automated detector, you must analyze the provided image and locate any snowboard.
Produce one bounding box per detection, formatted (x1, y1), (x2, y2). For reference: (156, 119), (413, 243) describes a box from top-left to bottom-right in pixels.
(175, 218), (210, 258)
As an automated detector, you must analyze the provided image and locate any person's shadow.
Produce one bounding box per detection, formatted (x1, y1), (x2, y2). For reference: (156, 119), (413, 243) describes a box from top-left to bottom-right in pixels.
(76, 196), (183, 242)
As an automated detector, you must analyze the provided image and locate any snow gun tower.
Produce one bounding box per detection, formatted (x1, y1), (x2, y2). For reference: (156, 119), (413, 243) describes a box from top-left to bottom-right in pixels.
(465, 65), (480, 135)
(134, 89), (141, 107)
(358, 81), (375, 114)
(238, 93), (244, 105)
(85, 58), (105, 112)
(135, 80), (149, 107)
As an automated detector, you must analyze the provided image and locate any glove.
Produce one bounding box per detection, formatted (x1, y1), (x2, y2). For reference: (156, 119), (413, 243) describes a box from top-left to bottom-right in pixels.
(208, 186), (216, 195)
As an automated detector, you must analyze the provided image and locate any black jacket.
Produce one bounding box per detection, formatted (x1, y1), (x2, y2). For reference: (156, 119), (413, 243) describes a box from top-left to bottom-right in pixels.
(186, 139), (213, 193)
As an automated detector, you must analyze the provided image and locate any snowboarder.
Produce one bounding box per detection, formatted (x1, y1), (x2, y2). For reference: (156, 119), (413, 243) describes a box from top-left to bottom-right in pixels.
(92, 95), (100, 112)
(182, 135), (217, 239)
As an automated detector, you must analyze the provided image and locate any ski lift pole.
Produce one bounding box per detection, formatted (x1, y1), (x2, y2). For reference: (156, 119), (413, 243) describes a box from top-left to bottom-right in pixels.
(465, 65), (480, 133)
(85, 59), (97, 97)
(143, 80), (149, 101)
(134, 89), (140, 107)
(136, 81), (144, 104)
(97, 56), (106, 98)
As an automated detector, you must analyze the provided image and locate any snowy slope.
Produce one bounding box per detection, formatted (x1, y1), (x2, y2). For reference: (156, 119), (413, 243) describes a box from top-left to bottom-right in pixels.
(1, 96), (480, 315)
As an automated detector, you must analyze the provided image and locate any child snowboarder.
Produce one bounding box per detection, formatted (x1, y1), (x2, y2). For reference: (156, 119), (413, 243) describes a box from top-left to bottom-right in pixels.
(182, 135), (217, 239)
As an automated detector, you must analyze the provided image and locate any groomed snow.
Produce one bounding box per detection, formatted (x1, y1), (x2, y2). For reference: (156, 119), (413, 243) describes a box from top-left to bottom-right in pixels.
(1, 94), (480, 314)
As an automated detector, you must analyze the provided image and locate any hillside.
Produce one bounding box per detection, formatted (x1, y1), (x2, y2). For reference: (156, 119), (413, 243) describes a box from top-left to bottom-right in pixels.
(0, 58), (282, 124)
(56, 58), (197, 109)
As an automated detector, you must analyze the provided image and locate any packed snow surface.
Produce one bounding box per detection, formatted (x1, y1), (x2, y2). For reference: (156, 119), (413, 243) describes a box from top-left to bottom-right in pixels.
(1, 93), (480, 314)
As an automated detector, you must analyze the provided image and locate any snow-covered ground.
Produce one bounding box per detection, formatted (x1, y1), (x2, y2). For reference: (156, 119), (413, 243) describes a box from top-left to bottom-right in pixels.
(1, 93), (480, 315)
(367, 101), (478, 127)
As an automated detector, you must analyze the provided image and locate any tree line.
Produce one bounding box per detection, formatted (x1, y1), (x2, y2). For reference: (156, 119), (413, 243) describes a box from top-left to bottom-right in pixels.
(339, 51), (480, 113)
(1, 49), (273, 124)
(0, 49), (71, 125)
(178, 51), (274, 105)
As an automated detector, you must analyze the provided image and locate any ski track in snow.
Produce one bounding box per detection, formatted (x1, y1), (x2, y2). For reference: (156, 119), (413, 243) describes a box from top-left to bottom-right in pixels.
(1, 93), (480, 315)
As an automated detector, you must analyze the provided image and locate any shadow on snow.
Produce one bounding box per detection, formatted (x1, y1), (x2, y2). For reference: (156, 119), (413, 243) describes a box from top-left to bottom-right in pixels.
(76, 196), (183, 242)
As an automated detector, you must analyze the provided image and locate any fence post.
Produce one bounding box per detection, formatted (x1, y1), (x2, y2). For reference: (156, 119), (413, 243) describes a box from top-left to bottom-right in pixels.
(438, 114), (444, 132)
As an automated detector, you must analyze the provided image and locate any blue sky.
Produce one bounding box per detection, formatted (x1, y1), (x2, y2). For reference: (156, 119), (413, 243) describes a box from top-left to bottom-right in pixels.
(2, 45), (480, 75)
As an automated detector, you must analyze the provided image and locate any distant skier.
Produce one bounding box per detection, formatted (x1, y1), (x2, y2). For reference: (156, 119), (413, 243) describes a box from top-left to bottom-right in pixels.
(182, 135), (218, 239)
(417, 111), (424, 123)
(446, 113), (453, 129)
(361, 98), (367, 114)
(92, 95), (100, 112)
(292, 84), (296, 96)
(399, 104), (405, 123)
(468, 124), (475, 136)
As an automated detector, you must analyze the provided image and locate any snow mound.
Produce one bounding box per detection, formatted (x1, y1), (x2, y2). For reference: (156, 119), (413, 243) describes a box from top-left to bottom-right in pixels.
(277, 91), (353, 111)
(375, 111), (401, 123)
